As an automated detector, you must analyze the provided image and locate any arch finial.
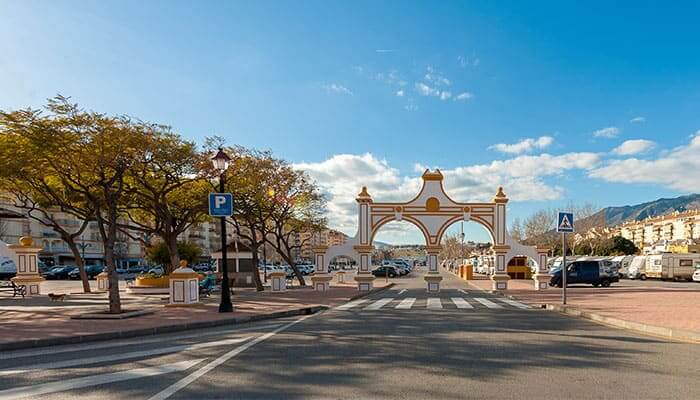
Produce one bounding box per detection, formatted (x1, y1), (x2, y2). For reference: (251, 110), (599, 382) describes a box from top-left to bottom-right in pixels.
(356, 186), (373, 203)
(493, 186), (508, 203)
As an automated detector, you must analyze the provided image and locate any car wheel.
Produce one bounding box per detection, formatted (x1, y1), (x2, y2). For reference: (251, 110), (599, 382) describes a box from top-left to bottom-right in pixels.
(601, 280), (610, 287)
(592, 283), (600, 287)
(640, 274), (647, 281)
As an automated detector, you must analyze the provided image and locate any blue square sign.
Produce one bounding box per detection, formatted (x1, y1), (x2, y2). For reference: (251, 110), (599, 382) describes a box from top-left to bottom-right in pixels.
(557, 212), (574, 233)
(209, 193), (233, 217)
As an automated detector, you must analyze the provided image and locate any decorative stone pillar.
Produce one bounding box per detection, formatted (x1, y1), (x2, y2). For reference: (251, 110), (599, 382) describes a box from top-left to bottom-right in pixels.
(311, 245), (332, 291)
(532, 247), (550, 290)
(270, 271), (287, 292)
(354, 245), (375, 291)
(96, 271), (110, 292)
(336, 270), (346, 283)
(9, 236), (44, 297)
(491, 245), (511, 291)
(168, 260), (200, 306)
(423, 245), (443, 293)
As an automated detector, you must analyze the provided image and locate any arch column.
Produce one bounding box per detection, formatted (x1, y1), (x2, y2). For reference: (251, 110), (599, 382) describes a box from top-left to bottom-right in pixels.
(490, 187), (510, 291)
(491, 245), (510, 291)
(353, 245), (375, 291)
(311, 245), (332, 291)
(423, 245), (443, 293)
(532, 247), (550, 290)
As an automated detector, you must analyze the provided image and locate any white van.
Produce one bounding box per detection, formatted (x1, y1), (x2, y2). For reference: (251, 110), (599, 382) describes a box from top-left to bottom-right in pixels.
(645, 253), (700, 281)
(627, 256), (648, 280)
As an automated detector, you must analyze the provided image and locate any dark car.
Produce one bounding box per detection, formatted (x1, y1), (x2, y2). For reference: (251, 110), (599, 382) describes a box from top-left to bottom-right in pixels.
(372, 266), (399, 278)
(68, 265), (104, 280)
(549, 260), (619, 288)
(43, 266), (75, 280)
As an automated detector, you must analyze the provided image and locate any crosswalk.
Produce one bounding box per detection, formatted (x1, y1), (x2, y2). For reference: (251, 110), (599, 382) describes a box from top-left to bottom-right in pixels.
(336, 296), (530, 311)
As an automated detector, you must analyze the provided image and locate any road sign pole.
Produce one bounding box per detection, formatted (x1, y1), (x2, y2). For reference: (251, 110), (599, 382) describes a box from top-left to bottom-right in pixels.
(562, 232), (567, 305)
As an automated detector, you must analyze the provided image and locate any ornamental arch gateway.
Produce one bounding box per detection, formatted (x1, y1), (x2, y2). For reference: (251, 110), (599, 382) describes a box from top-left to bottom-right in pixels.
(311, 170), (551, 293)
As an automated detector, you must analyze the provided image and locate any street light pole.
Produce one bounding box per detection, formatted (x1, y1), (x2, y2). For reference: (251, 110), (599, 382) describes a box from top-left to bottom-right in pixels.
(212, 147), (233, 313)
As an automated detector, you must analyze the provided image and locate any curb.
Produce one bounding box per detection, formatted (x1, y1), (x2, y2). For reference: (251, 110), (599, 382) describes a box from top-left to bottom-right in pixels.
(0, 305), (327, 351)
(544, 304), (700, 344)
(348, 283), (395, 301)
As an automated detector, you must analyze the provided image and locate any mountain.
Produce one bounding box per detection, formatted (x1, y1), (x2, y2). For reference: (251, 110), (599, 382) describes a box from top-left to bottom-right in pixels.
(584, 194), (700, 227)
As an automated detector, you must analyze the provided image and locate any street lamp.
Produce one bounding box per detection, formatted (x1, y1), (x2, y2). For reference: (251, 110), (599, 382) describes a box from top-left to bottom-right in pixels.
(212, 147), (233, 313)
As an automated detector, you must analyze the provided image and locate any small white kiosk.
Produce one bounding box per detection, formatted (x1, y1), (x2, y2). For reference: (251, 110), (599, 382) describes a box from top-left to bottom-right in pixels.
(9, 236), (44, 297)
(168, 260), (200, 306)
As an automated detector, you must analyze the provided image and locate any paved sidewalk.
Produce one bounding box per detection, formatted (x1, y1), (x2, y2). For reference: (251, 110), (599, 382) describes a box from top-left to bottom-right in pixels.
(466, 276), (700, 334)
(0, 281), (389, 349)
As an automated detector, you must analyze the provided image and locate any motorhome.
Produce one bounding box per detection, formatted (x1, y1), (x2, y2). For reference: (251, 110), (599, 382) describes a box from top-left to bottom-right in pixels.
(610, 255), (635, 277)
(627, 256), (648, 279)
(645, 253), (700, 281)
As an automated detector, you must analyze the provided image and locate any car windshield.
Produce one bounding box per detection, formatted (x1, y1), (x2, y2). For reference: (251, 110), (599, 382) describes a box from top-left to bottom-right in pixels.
(50, 267), (64, 272)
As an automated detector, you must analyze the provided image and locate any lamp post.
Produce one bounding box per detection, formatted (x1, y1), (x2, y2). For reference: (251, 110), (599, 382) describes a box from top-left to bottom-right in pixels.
(212, 148), (233, 313)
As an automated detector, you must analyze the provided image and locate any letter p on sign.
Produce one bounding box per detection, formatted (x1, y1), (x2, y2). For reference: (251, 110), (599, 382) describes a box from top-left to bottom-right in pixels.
(209, 193), (233, 217)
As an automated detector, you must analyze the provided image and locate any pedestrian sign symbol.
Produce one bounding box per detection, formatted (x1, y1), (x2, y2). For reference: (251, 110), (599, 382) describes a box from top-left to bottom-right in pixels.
(557, 212), (574, 233)
(209, 193), (233, 217)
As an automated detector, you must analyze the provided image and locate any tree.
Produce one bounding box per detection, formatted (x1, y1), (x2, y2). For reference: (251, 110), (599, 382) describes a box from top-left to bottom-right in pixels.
(146, 241), (202, 266)
(601, 236), (638, 256)
(0, 96), (150, 313)
(510, 217), (523, 242)
(264, 163), (326, 286)
(123, 130), (211, 274)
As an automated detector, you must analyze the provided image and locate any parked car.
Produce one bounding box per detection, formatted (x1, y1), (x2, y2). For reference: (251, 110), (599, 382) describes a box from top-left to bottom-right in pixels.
(147, 266), (165, 276)
(127, 265), (146, 274)
(549, 260), (619, 288)
(372, 266), (399, 278)
(115, 266), (128, 274)
(43, 266), (74, 280)
(192, 263), (213, 272)
(68, 265), (104, 280)
(0, 257), (16, 279)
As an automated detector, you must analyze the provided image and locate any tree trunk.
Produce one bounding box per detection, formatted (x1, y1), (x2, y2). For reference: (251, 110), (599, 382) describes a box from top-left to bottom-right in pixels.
(66, 240), (91, 293)
(166, 234), (179, 274)
(103, 239), (122, 314)
(279, 251), (306, 286)
(250, 243), (264, 291)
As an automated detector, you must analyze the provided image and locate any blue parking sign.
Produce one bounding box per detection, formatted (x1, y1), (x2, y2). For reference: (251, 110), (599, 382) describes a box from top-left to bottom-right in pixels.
(209, 193), (233, 216)
(557, 212), (574, 233)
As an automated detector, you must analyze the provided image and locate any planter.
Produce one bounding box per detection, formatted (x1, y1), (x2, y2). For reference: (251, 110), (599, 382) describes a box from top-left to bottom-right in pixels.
(126, 275), (170, 295)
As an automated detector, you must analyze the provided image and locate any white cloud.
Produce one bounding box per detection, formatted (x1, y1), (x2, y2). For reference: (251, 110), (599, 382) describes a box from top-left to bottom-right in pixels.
(322, 83), (353, 95)
(424, 73), (451, 86)
(295, 151), (600, 236)
(630, 116), (646, 123)
(590, 131), (700, 192)
(440, 91), (452, 101)
(415, 82), (453, 100)
(396, 89), (404, 97)
(458, 55), (480, 68)
(489, 136), (554, 154)
(612, 139), (655, 155)
(593, 126), (620, 138)
(404, 104), (418, 111)
(453, 92), (473, 101)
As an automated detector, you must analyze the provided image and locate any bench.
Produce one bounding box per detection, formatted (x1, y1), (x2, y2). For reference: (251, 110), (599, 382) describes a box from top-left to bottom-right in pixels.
(0, 281), (26, 298)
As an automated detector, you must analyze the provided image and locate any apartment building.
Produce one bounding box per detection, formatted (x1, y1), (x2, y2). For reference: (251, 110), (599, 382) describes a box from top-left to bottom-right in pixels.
(613, 210), (700, 250)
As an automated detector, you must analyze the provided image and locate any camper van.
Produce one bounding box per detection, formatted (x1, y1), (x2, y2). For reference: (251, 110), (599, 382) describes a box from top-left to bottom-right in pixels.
(610, 255), (635, 277)
(627, 256), (648, 279)
(645, 253), (700, 281)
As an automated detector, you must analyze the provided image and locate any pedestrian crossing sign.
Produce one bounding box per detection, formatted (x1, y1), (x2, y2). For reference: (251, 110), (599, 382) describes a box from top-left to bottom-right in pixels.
(557, 212), (575, 233)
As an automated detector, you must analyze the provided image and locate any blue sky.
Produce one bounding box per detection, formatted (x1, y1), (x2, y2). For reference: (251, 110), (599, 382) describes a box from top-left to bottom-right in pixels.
(2, 1), (700, 244)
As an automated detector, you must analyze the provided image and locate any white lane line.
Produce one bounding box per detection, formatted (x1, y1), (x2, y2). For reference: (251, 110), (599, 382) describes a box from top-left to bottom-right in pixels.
(0, 323), (281, 361)
(0, 359), (204, 400)
(473, 298), (503, 309)
(0, 337), (251, 376)
(500, 298), (531, 309)
(450, 297), (473, 309)
(363, 298), (394, 310)
(397, 289), (407, 295)
(395, 298), (416, 309)
(335, 299), (369, 310)
(148, 314), (313, 400)
(427, 298), (443, 309)
(458, 289), (468, 295)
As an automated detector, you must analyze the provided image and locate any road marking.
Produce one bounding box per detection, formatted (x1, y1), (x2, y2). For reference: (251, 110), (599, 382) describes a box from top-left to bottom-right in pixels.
(0, 359), (204, 400)
(0, 323), (281, 361)
(458, 289), (468, 295)
(395, 297), (416, 309)
(147, 314), (313, 400)
(473, 298), (503, 309)
(0, 336), (251, 376)
(397, 289), (407, 295)
(427, 298), (442, 309)
(364, 298), (394, 310)
(335, 299), (369, 310)
(500, 298), (530, 309)
(450, 297), (473, 309)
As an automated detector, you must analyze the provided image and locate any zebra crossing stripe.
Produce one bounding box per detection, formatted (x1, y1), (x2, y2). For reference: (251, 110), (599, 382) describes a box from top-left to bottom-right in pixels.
(500, 298), (530, 309)
(364, 298), (395, 310)
(450, 297), (473, 309)
(395, 298), (416, 309)
(335, 299), (369, 310)
(427, 298), (442, 309)
(473, 298), (503, 309)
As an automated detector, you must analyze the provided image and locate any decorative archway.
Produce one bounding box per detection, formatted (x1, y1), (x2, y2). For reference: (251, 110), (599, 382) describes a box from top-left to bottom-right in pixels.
(311, 170), (551, 292)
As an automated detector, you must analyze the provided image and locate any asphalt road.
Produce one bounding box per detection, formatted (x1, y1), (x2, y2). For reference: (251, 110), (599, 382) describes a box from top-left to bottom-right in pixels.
(1, 269), (698, 399)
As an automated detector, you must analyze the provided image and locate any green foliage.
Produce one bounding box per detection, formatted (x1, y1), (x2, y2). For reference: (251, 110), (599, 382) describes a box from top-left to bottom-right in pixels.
(146, 241), (202, 266)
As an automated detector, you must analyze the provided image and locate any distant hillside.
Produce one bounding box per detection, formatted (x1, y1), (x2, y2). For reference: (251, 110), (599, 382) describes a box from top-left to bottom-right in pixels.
(585, 194), (700, 227)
